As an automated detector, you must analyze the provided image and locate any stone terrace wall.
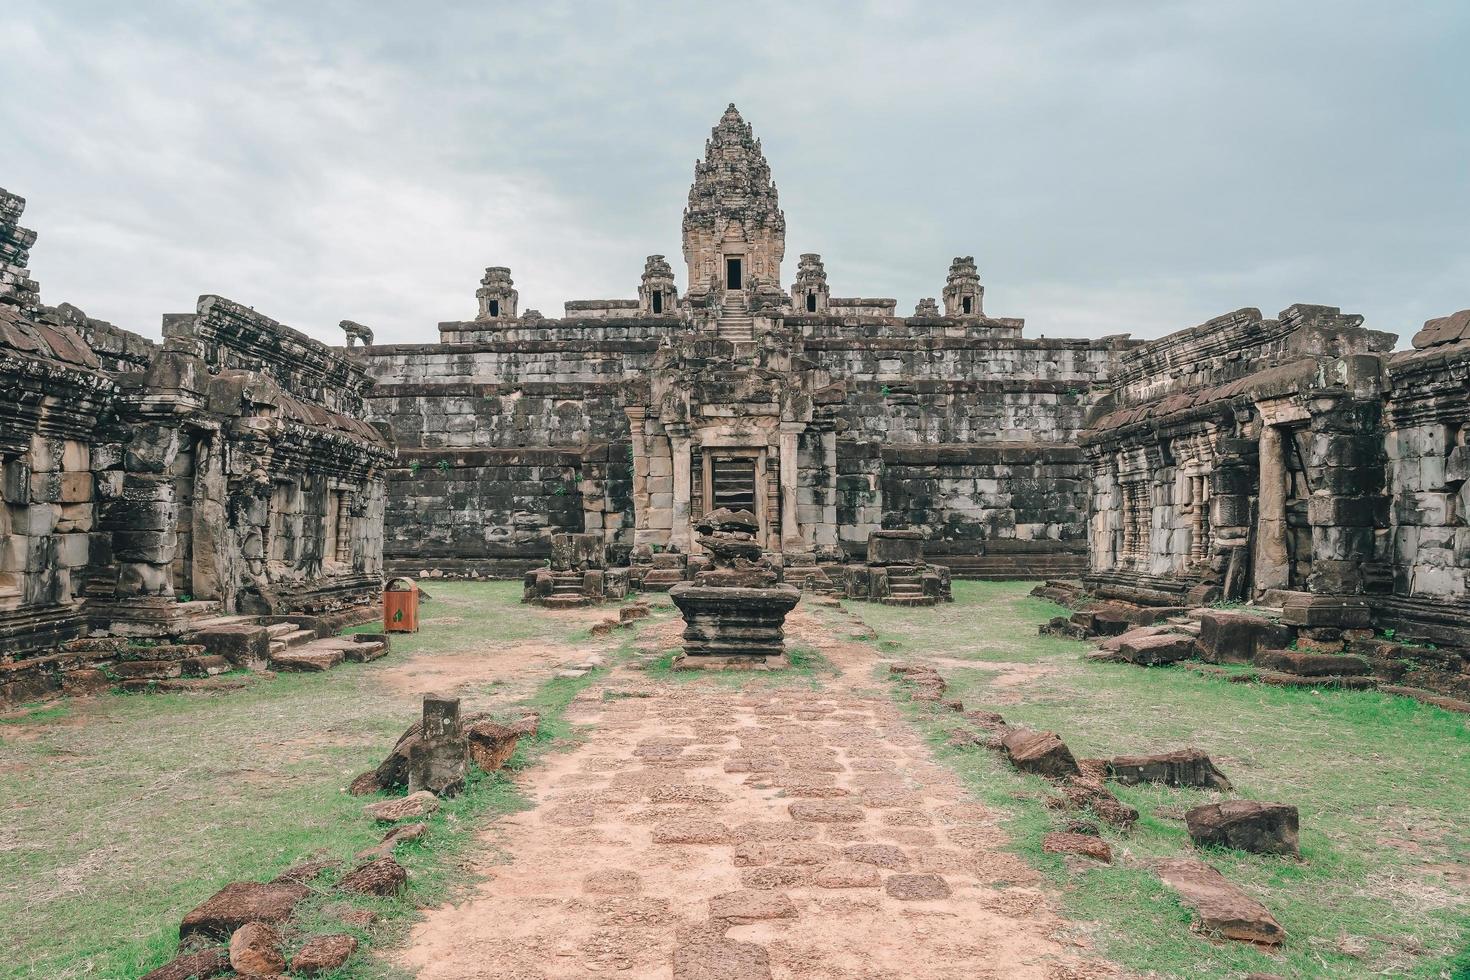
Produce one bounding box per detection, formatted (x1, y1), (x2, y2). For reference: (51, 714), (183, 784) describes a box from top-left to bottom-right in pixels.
(359, 309), (1129, 578)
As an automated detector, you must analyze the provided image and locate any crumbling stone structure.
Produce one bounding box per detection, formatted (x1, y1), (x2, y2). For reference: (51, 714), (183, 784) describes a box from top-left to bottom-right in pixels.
(522, 532), (629, 608)
(357, 105), (1124, 582)
(842, 529), (953, 606)
(668, 508), (800, 667)
(0, 188), (393, 703)
(1079, 301), (1470, 691)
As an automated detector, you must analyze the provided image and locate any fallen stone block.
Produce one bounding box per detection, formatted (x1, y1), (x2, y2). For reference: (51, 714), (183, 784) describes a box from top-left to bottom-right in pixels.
(1253, 649), (1371, 677)
(1197, 611), (1291, 664)
(181, 655), (231, 677)
(1379, 685), (1470, 713)
(270, 647), (344, 672)
(1042, 831), (1112, 863)
(112, 660), (184, 680)
(190, 624), (271, 671)
(1099, 626), (1167, 652)
(291, 934), (360, 975)
(466, 719), (526, 773)
(620, 603), (651, 622)
(1241, 670), (1377, 690)
(363, 790), (439, 823)
(408, 694), (467, 797)
(1116, 633), (1195, 666)
(337, 856), (408, 896)
(229, 922), (285, 977)
(1105, 748), (1232, 790)
(1001, 728), (1081, 778)
(178, 881), (308, 942)
(1185, 800), (1300, 857)
(1154, 857), (1285, 945)
(270, 859), (338, 885)
(1054, 777), (1139, 829)
(140, 948), (230, 980)
(358, 821), (427, 860)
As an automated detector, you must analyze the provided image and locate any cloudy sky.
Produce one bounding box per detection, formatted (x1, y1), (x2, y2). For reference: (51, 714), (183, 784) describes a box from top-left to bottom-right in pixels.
(4, 1), (1466, 347)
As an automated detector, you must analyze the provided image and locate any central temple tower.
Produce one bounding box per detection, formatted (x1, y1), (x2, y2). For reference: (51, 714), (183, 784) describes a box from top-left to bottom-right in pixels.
(682, 104), (786, 302)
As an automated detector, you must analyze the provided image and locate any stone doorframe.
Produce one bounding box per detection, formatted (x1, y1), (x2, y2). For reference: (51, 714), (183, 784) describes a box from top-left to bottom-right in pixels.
(1254, 399), (1310, 596)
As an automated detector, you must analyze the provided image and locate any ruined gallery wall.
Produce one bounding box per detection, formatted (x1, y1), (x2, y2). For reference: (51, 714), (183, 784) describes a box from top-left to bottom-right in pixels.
(1377, 318), (1470, 644)
(1080, 305), (1402, 608)
(2, 185), (395, 694)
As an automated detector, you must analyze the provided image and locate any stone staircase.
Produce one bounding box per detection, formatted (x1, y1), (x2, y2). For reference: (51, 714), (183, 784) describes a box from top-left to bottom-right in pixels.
(541, 571), (594, 609)
(881, 568), (937, 607)
(717, 292), (754, 343)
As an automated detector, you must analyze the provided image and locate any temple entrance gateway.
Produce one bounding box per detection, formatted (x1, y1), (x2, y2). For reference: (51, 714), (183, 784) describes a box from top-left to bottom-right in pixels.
(725, 256), (742, 290)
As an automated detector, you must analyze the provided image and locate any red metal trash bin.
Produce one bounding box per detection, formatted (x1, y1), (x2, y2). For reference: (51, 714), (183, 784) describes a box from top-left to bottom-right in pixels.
(383, 577), (420, 633)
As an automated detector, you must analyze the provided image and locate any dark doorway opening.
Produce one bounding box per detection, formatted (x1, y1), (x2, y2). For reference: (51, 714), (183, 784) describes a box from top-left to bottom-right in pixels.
(489, 299), (500, 317)
(725, 257), (743, 291)
(961, 296), (972, 314)
(652, 291), (663, 314)
(711, 456), (756, 514)
(806, 292), (816, 312)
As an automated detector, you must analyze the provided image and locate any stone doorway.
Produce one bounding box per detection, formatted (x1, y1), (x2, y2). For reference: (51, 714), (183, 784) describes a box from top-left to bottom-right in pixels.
(725, 257), (742, 290)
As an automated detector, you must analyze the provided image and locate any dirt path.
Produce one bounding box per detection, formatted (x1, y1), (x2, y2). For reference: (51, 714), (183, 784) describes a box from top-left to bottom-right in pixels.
(394, 602), (1116, 979)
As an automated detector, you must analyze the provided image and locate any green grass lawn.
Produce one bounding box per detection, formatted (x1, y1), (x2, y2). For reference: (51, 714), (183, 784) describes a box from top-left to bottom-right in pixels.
(866, 581), (1470, 979)
(0, 582), (628, 980)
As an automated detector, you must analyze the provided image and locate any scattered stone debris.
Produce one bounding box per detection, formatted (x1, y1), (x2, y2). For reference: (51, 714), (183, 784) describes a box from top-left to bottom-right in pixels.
(1185, 801), (1301, 857)
(270, 859), (338, 885)
(178, 881), (308, 942)
(1042, 831), (1113, 863)
(1154, 858), (1285, 946)
(291, 934), (360, 975)
(358, 822), (427, 860)
(1000, 728), (1081, 779)
(229, 922), (285, 977)
(1105, 749), (1232, 790)
(139, 947), (230, 980)
(363, 790), (440, 823)
(338, 856), (409, 897)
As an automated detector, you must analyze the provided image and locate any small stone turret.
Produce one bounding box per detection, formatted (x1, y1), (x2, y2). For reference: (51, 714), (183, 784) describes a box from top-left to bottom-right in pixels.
(475, 267), (518, 321)
(790, 254), (830, 314)
(339, 320), (374, 347)
(914, 298), (939, 317)
(0, 188), (42, 311)
(638, 255), (679, 315)
(942, 256), (984, 317)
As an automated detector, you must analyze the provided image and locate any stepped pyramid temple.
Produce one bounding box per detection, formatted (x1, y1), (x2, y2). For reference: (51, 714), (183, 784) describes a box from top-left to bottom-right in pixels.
(3, 103), (1470, 699)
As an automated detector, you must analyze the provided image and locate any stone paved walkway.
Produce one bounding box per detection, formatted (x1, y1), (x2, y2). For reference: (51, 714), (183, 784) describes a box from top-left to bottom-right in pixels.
(395, 607), (1116, 979)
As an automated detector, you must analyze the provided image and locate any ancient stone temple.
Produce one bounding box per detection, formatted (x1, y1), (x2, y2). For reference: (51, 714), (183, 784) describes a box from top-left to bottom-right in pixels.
(1, 188), (393, 702)
(359, 105), (1119, 584)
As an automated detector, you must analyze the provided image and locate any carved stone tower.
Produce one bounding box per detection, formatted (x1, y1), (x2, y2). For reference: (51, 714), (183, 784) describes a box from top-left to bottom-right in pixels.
(475, 267), (518, 321)
(682, 105), (786, 301)
(942, 257), (983, 317)
(638, 255), (679, 315)
(790, 254), (830, 314)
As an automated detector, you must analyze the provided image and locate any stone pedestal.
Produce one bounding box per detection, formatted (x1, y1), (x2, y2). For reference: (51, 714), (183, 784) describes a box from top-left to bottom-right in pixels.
(408, 694), (467, 797)
(669, 583), (801, 668)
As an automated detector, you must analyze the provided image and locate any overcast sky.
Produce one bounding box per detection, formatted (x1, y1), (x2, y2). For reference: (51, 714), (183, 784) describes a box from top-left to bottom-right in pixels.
(4, 1), (1467, 347)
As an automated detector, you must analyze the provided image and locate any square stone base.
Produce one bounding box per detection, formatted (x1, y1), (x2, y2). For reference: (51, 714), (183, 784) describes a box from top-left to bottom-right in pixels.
(671, 652), (788, 671)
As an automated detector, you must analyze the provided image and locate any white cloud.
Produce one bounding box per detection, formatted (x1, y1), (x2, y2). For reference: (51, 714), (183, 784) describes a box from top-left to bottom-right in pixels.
(3, 0), (1466, 346)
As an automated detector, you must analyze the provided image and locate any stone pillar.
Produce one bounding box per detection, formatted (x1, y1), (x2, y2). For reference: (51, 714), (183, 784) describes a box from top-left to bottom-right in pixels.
(669, 427), (692, 553)
(779, 423), (802, 549)
(1255, 424), (1290, 594)
(625, 407), (650, 546)
(408, 694), (467, 797)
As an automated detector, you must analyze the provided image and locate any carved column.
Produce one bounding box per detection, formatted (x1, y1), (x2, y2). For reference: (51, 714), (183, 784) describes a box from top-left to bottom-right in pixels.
(1255, 423), (1290, 593)
(779, 422), (803, 549)
(669, 426), (692, 553)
